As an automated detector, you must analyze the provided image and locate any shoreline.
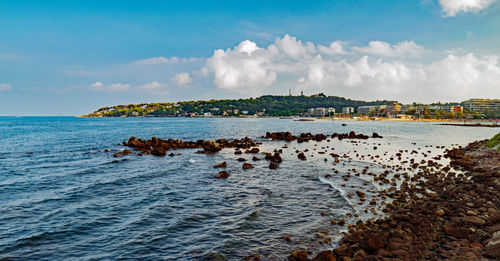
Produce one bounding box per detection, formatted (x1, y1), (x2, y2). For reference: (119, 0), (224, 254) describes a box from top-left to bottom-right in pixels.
(296, 138), (500, 260)
(78, 115), (499, 124)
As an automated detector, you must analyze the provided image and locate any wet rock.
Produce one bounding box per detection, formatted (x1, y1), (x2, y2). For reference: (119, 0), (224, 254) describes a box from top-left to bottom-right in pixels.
(269, 162), (278, 169)
(297, 152), (307, 161)
(114, 149), (132, 157)
(372, 132), (383, 138)
(288, 250), (308, 261)
(202, 139), (221, 153)
(214, 162), (227, 168)
(252, 156), (260, 161)
(311, 250), (335, 261)
(215, 171), (229, 179)
(242, 163), (254, 169)
(246, 148), (260, 153)
(237, 158), (247, 162)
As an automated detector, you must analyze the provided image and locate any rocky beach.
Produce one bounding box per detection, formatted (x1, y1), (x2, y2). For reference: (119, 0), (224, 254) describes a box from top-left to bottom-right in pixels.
(295, 136), (500, 261)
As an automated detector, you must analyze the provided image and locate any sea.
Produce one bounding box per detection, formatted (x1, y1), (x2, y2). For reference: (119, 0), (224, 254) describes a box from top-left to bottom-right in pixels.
(0, 117), (497, 260)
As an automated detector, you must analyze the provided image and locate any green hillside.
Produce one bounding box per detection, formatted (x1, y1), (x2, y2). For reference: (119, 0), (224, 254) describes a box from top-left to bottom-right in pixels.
(84, 94), (397, 117)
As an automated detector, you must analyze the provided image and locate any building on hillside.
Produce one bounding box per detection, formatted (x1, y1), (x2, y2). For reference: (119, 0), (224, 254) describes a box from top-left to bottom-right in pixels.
(449, 105), (463, 113)
(462, 99), (500, 112)
(342, 107), (354, 114)
(309, 108), (326, 117)
(385, 103), (401, 116)
(357, 105), (387, 115)
(327, 107), (335, 115)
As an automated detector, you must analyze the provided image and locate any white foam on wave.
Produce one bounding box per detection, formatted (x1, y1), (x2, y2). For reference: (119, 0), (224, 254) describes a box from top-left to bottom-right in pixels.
(188, 158), (196, 163)
(318, 177), (356, 213)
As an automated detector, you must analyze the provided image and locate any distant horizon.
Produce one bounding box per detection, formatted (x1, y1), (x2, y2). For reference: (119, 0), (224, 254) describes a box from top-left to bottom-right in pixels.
(1, 1), (500, 116)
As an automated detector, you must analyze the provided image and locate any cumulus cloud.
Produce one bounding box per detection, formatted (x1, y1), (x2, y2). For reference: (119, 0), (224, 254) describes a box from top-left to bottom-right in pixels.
(318, 41), (347, 55)
(439, 0), (495, 17)
(352, 41), (425, 57)
(90, 81), (130, 91)
(0, 83), (12, 91)
(173, 72), (193, 86)
(196, 35), (500, 102)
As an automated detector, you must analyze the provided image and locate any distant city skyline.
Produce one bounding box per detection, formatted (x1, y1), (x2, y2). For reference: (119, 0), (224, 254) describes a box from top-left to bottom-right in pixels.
(1, 0), (500, 116)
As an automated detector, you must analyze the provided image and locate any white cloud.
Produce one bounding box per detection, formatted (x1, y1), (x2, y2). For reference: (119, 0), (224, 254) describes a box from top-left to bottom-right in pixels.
(198, 35), (500, 102)
(133, 56), (200, 65)
(0, 83), (12, 91)
(90, 81), (103, 89)
(352, 41), (425, 57)
(173, 72), (193, 86)
(90, 81), (129, 91)
(318, 41), (347, 55)
(439, 0), (495, 17)
(139, 81), (169, 95)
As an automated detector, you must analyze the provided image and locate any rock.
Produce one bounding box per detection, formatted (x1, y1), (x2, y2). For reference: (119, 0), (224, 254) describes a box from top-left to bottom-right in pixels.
(335, 244), (352, 257)
(214, 162), (227, 168)
(485, 231), (500, 258)
(252, 156), (260, 161)
(270, 152), (283, 163)
(242, 163), (254, 169)
(360, 232), (385, 252)
(215, 171), (229, 179)
(237, 158), (247, 162)
(246, 148), (260, 153)
(444, 222), (470, 239)
(151, 147), (166, 156)
(288, 250), (308, 261)
(311, 250), (335, 261)
(269, 162), (278, 169)
(114, 149), (132, 157)
(297, 152), (307, 160)
(203, 139), (221, 153)
(467, 210), (478, 216)
(435, 209), (445, 216)
(463, 216), (486, 226)
(372, 132), (383, 138)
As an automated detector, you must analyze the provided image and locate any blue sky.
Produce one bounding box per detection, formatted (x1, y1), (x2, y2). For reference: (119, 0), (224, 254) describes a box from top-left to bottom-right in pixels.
(0, 0), (499, 115)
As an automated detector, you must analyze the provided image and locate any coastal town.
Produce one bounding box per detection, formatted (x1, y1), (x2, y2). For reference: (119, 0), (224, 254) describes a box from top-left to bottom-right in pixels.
(84, 95), (500, 120)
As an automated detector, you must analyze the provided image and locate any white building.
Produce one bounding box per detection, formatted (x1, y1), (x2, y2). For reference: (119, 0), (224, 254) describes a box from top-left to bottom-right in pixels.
(357, 105), (387, 115)
(342, 107), (354, 114)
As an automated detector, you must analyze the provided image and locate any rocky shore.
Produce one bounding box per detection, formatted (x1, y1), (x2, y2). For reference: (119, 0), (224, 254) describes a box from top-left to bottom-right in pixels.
(110, 131), (500, 260)
(293, 138), (500, 261)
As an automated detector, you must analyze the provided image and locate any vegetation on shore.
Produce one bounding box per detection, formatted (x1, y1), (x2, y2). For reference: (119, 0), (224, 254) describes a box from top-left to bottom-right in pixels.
(486, 132), (500, 151)
(83, 94), (396, 117)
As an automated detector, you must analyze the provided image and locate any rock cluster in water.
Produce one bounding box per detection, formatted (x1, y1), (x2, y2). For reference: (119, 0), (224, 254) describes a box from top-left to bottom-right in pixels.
(264, 131), (382, 142)
(118, 136), (257, 156)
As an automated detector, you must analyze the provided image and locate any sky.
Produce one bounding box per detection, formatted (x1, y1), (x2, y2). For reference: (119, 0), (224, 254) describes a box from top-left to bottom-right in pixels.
(0, 0), (499, 116)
